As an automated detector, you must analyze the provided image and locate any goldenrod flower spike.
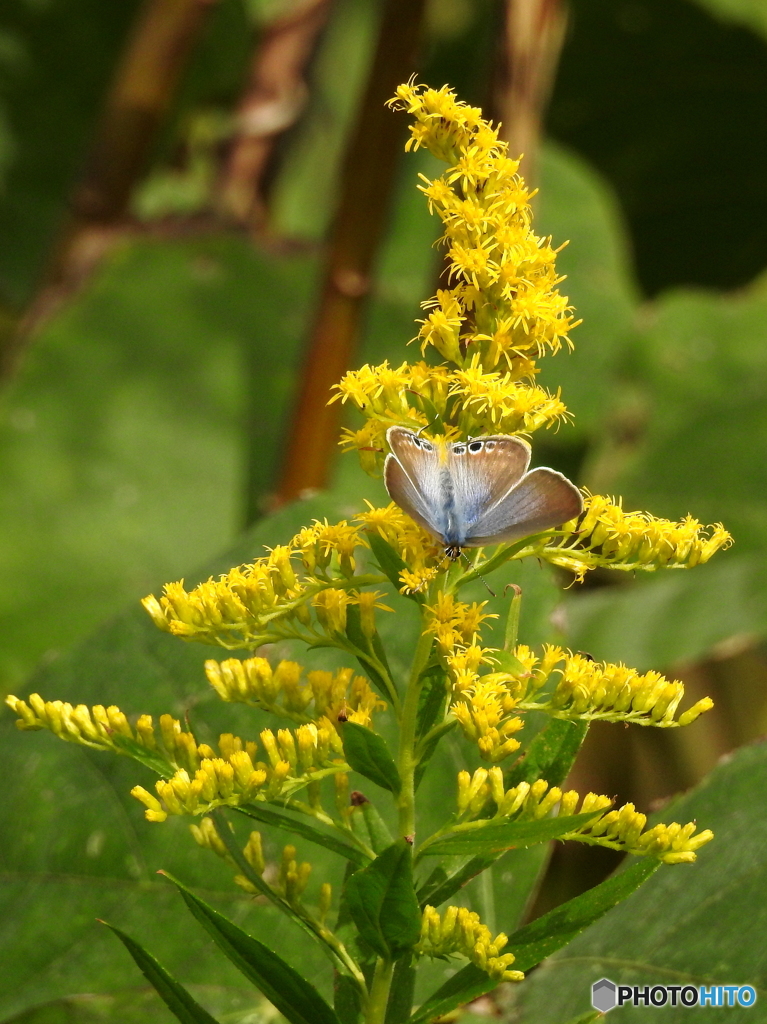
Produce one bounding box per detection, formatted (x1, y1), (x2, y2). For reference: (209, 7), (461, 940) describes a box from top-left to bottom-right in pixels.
(512, 645), (715, 729)
(416, 905), (524, 982)
(386, 82), (578, 381)
(451, 771), (713, 863)
(540, 494), (733, 579)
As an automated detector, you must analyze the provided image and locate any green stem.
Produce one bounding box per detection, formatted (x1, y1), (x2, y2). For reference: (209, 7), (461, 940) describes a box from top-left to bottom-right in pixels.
(365, 957), (394, 1024)
(396, 617), (434, 839)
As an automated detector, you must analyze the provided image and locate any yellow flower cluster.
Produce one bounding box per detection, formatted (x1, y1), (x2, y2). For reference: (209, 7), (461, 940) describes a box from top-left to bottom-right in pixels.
(132, 720), (346, 822)
(333, 359), (567, 476)
(191, 817), (333, 916)
(141, 520), (394, 648)
(6, 691), (147, 752)
(417, 905), (524, 982)
(543, 494), (733, 580)
(205, 657), (386, 728)
(513, 644), (714, 728)
(388, 81), (578, 378)
(451, 675), (524, 762)
(455, 769), (713, 864)
(425, 592), (498, 650)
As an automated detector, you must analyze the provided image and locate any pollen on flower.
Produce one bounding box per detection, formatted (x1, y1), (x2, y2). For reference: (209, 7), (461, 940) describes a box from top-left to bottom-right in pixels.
(139, 516), (385, 648)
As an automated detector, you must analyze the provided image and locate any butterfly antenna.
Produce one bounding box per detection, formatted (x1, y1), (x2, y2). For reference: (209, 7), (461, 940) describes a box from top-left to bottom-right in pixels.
(460, 550), (496, 598)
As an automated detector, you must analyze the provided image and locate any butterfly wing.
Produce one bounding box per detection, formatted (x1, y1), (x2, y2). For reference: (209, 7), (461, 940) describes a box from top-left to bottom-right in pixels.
(448, 435), (531, 537)
(384, 427), (446, 541)
(463, 467), (583, 547)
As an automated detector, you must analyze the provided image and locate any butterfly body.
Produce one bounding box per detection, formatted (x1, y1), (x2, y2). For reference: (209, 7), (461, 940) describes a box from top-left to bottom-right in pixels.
(384, 426), (583, 557)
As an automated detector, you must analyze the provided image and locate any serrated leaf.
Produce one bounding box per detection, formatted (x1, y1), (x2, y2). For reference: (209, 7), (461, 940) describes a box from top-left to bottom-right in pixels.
(420, 812), (599, 858)
(102, 921), (221, 1024)
(344, 840), (421, 959)
(367, 532), (423, 603)
(505, 719), (588, 789)
(165, 875), (341, 1024)
(342, 722), (401, 795)
(235, 802), (370, 865)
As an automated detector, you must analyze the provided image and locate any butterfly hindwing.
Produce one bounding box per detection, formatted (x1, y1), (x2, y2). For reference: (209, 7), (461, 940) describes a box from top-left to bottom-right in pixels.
(464, 467), (583, 547)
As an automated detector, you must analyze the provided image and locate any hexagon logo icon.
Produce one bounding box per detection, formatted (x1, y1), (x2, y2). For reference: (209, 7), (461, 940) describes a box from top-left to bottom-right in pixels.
(592, 978), (617, 1012)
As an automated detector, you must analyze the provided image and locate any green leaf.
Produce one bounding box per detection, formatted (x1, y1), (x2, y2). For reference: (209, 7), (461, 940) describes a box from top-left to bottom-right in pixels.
(407, 964), (494, 1024)
(505, 719), (589, 789)
(367, 532), (423, 603)
(403, 389), (444, 434)
(234, 802), (370, 866)
(344, 840), (421, 960)
(506, 858), (660, 972)
(109, 734), (177, 778)
(420, 813), (600, 858)
(512, 741), (767, 1022)
(410, 861), (657, 1024)
(361, 799), (394, 853)
(341, 722), (401, 795)
(101, 921), (220, 1024)
(165, 874), (341, 1024)
(385, 954), (416, 1023)
(343, 604), (394, 703)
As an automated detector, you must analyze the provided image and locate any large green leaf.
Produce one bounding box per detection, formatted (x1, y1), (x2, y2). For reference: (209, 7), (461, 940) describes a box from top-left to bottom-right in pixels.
(167, 875), (341, 1024)
(343, 841), (421, 960)
(0, 238), (316, 693)
(101, 922), (220, 1024)
(0, 495), (353, 1022)
(510, 739), (767, 1022)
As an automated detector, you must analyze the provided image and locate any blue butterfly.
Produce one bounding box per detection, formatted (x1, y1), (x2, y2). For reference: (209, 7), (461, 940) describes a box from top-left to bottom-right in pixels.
(384, 426), (582, 559)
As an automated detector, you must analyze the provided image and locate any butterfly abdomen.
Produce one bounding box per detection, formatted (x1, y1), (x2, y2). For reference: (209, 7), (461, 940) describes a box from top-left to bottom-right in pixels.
(437, 466), (466, 547)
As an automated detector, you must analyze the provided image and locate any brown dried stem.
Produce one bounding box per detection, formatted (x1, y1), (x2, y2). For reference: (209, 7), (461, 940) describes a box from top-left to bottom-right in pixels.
(272, 0), (428, 507)
(217, 0), (332, 230)
(498, 0), (567, 183)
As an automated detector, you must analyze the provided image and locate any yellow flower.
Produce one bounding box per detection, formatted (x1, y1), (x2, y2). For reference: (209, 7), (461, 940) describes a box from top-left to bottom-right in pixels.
(542, 493), (734, 579)
(417, 904), (524, 982)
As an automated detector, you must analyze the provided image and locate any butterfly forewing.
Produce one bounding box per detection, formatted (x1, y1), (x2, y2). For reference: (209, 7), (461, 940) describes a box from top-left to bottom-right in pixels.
(447, 435), (531, 536)
(384, 427), (447, 539)
(464, 467), (583, 546)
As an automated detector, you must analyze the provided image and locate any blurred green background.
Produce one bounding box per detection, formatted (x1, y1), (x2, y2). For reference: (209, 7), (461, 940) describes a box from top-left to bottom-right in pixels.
(3, 0), (767, 1020)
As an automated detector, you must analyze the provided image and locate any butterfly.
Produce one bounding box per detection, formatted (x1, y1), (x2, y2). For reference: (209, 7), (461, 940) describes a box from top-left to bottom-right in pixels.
(384, 426), (583, 559)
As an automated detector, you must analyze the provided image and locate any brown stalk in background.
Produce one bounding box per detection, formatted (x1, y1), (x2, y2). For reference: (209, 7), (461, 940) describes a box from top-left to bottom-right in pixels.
(217, 0), (332, 232)
(498, 0), (567, 182)
(5, 0), (222, 376)
(272, 0), (428, 506)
